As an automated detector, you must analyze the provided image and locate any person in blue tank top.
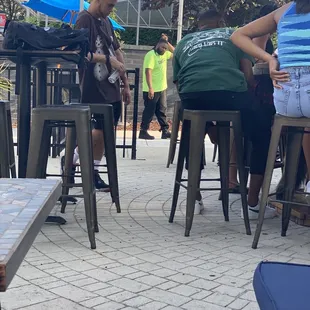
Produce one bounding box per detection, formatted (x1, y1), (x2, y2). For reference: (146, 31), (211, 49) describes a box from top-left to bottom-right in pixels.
(231, 0), (310, 195)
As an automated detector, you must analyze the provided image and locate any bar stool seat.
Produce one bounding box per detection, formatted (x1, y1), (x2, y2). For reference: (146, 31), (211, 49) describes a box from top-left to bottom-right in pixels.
(0, 101), (16, 178)
(26, 105), (97, 249)
(253, 115), (310, 249)
(169, 109), (251, 237)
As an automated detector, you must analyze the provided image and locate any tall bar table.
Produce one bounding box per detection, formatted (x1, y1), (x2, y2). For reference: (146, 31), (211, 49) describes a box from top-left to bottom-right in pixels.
(0, 50), (82, 178)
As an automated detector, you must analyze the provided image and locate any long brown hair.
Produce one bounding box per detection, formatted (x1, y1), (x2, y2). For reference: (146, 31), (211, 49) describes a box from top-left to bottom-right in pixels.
(295, 0), (310, 14)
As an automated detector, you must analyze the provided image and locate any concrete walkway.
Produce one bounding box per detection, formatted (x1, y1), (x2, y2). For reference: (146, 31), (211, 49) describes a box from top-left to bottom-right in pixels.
(2, 137), (310, 310)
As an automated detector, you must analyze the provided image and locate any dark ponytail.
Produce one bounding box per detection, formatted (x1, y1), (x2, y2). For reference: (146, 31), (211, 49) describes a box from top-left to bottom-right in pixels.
(295, 0), (310, 14)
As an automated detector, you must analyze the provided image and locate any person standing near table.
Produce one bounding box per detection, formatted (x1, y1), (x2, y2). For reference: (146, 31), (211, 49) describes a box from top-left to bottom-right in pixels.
(139, 36), (174, 140)
(62, 0), (131, 191)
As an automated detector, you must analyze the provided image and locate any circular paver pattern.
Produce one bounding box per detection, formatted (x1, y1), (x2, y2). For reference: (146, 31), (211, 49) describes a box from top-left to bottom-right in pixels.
(2, 143), (310, 310)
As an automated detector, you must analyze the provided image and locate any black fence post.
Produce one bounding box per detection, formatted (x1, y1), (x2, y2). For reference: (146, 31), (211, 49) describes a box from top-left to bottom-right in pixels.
(131, 67), (139, 160)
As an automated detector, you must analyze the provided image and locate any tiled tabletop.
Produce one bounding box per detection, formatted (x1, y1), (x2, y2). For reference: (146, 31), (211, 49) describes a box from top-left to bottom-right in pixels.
(0, 179), (61, 291)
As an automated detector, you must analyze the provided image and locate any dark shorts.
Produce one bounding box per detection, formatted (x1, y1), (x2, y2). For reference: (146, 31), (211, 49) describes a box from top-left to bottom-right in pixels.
(92, 101), (122, 130)
(254, 74), (274, 106)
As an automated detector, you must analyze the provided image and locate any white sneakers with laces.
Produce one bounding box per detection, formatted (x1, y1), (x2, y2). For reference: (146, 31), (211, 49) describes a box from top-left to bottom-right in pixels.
(194, 200), (204, 215)
(241, 203), (277, 220)
(305, 181), (310, 194)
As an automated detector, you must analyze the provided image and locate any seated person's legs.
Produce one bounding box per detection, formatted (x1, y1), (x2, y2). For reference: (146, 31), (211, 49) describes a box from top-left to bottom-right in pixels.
(181, 90), (276, 219)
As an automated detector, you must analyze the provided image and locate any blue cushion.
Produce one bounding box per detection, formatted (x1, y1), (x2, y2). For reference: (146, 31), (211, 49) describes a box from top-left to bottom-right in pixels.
(253, 261), (310, 310)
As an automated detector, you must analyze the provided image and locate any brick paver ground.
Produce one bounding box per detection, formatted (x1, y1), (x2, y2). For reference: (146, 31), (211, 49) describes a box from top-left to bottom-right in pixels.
(2, 136), (310, 310)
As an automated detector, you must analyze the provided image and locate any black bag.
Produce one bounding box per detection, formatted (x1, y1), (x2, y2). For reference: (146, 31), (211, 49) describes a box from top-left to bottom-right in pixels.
(3, 21), (90, 94)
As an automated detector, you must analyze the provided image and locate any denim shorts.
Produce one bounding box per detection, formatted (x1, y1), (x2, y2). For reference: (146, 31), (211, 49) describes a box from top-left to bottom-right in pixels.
(274, 67), (310, 117)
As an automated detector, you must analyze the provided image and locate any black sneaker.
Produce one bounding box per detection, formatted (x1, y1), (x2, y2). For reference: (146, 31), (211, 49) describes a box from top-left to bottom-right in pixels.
(161, 130), (171, 139)
(94, 170), (110, 192)
(139, 130), (155, 140)
(61, 156), (77, 186)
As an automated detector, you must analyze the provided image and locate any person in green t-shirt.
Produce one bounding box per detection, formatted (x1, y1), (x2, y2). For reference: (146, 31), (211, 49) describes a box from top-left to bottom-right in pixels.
(173, 9), (276, 219)
(139, 36), (175, 140)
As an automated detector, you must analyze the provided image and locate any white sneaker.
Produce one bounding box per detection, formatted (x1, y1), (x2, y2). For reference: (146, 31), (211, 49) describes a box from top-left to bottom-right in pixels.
(305, 181), (310, 194)
(241, 203), (277, 220)
(194, 200), (204, 215)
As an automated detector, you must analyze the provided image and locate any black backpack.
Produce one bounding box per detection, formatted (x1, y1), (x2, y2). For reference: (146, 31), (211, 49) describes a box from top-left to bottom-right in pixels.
(3, 21), (90, 94)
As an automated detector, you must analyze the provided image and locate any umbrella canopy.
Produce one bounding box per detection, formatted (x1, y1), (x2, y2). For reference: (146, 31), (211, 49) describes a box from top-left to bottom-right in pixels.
(23, 0), (125, 30)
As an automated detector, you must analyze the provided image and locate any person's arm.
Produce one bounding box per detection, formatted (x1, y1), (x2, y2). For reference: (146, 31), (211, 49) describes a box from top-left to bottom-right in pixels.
(146, 68), (154, 99)
(115, 48), (131, 105)
(252, 35), (270, 62)
(167, 42), (175, 53)
(76, 15), (125, 72)
(143, 52), (155, 99)
(231, 3), (291, 84)
(161, 34), (175, 55)
(231, 10), (278, 62)
(115, 49), (129, 87)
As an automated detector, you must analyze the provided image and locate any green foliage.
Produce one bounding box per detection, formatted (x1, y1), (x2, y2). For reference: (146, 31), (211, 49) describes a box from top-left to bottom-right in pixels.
(142, 0), (288, 28)
(24, 16), (62, 28)
(0, 0), (25, 20)
(109, 8), (122, 42)
(0, 63), (13, 100)
(121, 27), (180, 45)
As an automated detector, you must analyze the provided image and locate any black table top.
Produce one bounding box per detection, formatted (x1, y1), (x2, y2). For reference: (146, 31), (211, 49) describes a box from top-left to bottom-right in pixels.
(0, 49), (82, 67)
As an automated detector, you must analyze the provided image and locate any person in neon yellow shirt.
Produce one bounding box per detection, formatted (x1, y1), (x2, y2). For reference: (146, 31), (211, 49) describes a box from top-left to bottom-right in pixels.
(139, 35), (175, 140)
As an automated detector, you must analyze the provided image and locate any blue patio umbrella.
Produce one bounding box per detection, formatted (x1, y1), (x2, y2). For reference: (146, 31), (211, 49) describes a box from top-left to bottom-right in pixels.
(23, 0), (125, 30)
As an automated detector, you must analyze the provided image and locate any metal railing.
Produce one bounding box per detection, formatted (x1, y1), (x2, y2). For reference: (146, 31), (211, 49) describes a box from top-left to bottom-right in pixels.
(3, 65), (139, 160)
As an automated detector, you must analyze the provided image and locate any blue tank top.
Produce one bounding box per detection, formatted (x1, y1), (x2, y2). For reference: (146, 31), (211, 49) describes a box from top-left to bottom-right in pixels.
(278, 2), (310, 68)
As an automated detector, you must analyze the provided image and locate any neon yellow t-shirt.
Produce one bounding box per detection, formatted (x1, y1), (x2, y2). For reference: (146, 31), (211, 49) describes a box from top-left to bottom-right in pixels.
(142, 50), (172, 93)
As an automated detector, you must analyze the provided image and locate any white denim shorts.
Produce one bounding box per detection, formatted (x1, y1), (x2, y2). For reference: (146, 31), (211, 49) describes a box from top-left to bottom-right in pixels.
(274, 67), (310, 118)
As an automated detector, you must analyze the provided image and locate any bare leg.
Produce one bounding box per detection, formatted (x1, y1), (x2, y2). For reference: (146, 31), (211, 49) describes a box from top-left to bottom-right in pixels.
(248, 174), (264, 207)
(92, 129), (104, 161)
(302, 128), (310, 180)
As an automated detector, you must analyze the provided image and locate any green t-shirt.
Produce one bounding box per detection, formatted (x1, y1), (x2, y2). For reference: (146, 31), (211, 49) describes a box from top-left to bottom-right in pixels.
(173, 28), (253, 94)
(143, 50), (172, 92)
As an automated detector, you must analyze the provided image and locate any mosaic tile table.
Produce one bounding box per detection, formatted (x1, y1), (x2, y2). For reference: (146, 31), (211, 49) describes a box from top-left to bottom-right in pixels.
(0, 179), (61, 292)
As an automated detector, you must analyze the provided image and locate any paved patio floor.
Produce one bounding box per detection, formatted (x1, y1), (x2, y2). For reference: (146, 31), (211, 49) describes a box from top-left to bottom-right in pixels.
(2, 136), (310, 310)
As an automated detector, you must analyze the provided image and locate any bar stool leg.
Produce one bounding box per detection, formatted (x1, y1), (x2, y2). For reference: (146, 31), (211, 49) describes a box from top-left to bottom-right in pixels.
(7, 109), (16, 178)
(281, 127), (304, 237)
(26, 117), (51, 178)
(217, 123), (230, 222)
(0, 107), (10, 178)
(167, 102), (181, 168)
(185, 118), (206, 237)
(212, 144), (218, 162)
(76, 119), (97, 249)
(103, 111), (121, 213)
(169, 121), (188, 223)
(61, 127), (76, 214)
(233, 120), (251, 235)
(202, 144), (207, 167)
(252, 122), (283, 249)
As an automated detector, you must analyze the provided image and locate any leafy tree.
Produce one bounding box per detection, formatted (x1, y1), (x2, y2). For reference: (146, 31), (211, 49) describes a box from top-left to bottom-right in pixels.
(142, 0), (289, 27)
(0, 0), (25, 20)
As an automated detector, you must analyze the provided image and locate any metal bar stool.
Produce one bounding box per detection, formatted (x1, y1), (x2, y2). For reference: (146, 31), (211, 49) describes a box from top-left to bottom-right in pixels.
(62, 103), (121, 214)
(252, 115), (310, 249)
(169, 109), (251, 237)
(26, 106), (97, 249)
(0, 101), (16, 178)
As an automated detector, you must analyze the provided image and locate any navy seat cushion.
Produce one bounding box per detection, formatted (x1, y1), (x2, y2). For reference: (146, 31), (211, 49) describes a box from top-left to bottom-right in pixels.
(253, 261), (310, 310)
